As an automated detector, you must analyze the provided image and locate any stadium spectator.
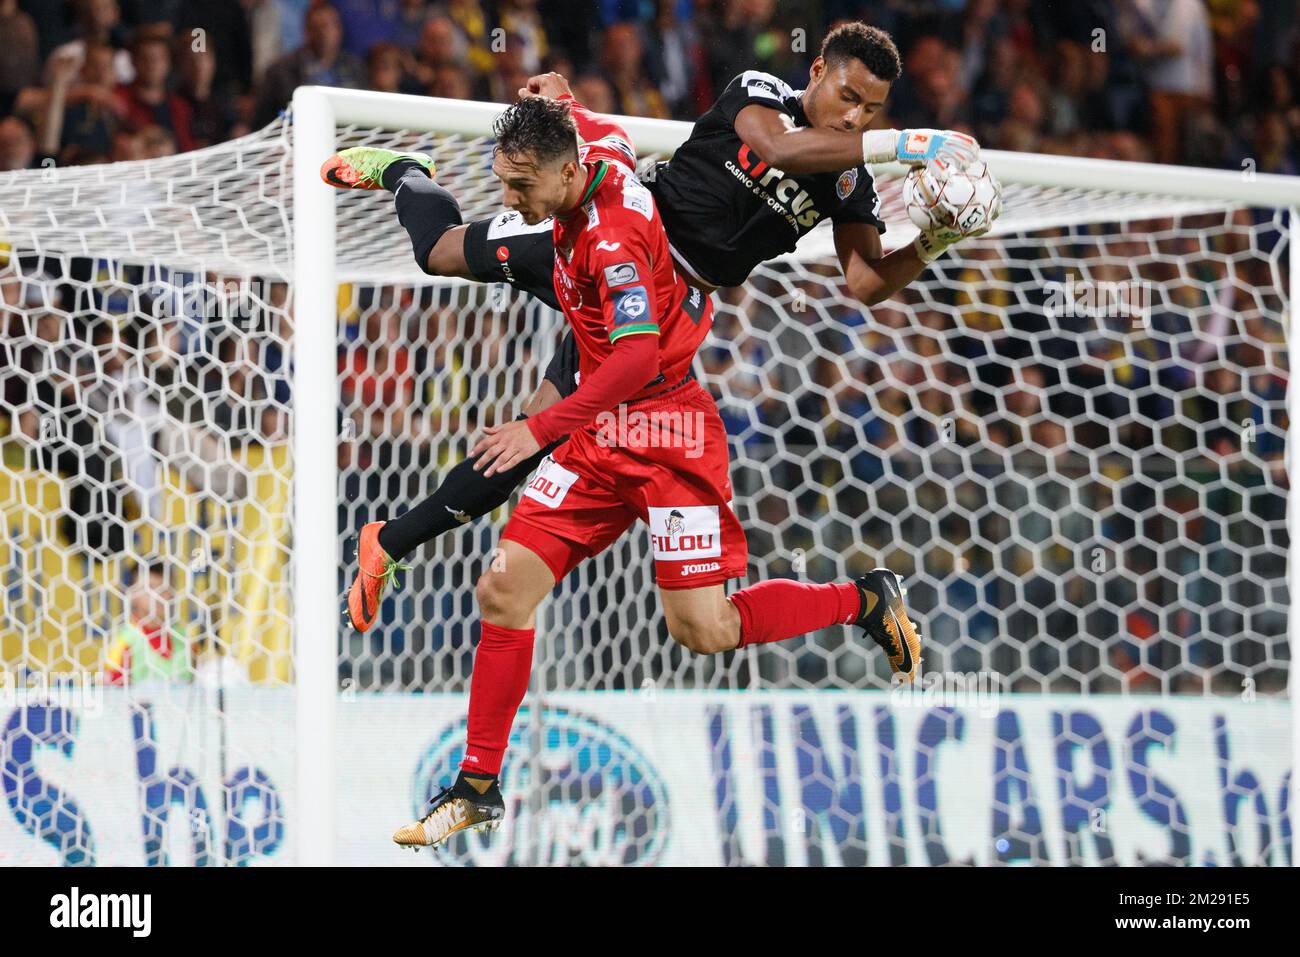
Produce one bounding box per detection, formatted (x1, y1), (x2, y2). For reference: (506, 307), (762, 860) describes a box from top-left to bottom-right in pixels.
(52, 43), (122, 163)
(1248, 109), (1299, 175)
(0, 0), (40, 110)
(430, 64), (475, 101)
(570, 73), (616, 114)
(341, 308), (417, 440)
(365, 41), (406, 95)
(600, 22), (669, 119)
(498, 0), (548, 75)
(172, 0), (254, 98)
(445, 0), (496, 78)
(137, 124), (178, 158)
(114, 34), (195, 152)
(486, 33), (533, 104)
(997, 81), (1045, 154)
(705, 0), (781, 99)
(104, 559), (194, 686)
(335, 0), (409, 59)
(254, 2), (363, 127)
(642, 0), (704, 119)
(50, 0), (134, 86)
(244, 0), (306, 86)
(15, 308), (131, 557)
(1119, 0), (1215, 165)
(0, 114), (35, 171)
(412, 15), (479, 96)
(1045, 40), (1090, 139)
(1209, 0), (1261, 119)
(174, 40), (238, 149)
(110, 126), (142, 161)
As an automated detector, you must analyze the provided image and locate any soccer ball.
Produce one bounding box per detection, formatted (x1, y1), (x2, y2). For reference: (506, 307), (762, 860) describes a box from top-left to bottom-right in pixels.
(904, 160), (1001, 238)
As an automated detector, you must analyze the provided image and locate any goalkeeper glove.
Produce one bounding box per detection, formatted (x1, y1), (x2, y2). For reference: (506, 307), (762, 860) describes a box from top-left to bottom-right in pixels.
(912, 225), (964, 264)
(911, 165), (1004, 264)
(863, 128), (980, 169)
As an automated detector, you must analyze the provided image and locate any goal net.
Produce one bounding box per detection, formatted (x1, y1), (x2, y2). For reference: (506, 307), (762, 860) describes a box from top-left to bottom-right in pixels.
(0, 87), (1294, 866)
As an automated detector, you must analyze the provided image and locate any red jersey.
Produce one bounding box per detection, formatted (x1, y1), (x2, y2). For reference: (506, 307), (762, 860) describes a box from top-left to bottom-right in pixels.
(552, 101), (713, 403)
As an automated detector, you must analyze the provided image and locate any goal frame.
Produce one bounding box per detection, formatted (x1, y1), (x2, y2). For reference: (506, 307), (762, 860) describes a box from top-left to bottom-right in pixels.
(290, 85), (1300, 866)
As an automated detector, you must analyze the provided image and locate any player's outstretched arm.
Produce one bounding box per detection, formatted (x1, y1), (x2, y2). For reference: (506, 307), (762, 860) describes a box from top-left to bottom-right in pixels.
(832, 221), (988, 304)
(833, 222), (928, 306)
(734, 104), (978, 176)
(834, 161), (1003, 302)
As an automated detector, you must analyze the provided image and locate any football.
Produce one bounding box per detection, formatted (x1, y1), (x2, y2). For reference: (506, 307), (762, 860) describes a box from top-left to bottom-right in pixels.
(904, 159), (1002, 237)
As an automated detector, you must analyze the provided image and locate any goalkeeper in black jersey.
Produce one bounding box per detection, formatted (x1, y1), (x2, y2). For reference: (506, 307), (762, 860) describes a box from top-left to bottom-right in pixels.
(322, 21), (1002, 674)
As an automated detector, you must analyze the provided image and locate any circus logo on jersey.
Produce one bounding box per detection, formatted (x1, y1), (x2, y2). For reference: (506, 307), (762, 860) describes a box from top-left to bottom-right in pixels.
(649, 506), (721, 560)
(411, 707), (670, 867)
(729, 144), (822, 229)
(836, 168), (858, 200)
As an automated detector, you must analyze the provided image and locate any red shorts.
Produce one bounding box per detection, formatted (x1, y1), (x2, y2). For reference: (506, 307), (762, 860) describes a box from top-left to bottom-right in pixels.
(502, 379), (748, 589)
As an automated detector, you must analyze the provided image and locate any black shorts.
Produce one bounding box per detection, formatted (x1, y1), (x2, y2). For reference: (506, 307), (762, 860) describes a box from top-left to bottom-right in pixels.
(464, 211), (581, 400)
(542, 329), (581, 399)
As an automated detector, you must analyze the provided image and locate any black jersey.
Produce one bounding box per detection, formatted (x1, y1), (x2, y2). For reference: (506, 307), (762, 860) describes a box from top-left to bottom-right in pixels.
(644, 70), (887, 288)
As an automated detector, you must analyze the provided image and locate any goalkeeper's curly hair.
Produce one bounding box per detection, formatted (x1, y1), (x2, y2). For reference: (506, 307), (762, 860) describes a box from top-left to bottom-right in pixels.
(821, 22), (901, 83)
(493, 96), (579, 168)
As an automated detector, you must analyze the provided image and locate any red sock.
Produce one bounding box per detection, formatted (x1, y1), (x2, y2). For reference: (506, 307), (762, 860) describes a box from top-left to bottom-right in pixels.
(461, 621), (535, 777)
(729, 580), (861, 648)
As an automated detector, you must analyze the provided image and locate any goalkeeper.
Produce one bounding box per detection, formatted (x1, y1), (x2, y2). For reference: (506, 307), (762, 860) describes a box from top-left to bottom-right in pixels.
(321, 21), (1002, 638)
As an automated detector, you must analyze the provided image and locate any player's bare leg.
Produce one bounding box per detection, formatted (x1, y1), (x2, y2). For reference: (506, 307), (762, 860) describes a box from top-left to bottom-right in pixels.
(423, 223), (474, 279)
(392, 541), (555, 850)
(659, 573), (922, 681)
(659, 584), (743, 654)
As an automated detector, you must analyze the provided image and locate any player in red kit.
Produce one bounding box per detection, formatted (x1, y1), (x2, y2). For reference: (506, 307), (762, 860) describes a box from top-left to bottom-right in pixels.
(391, 95), (920, 850)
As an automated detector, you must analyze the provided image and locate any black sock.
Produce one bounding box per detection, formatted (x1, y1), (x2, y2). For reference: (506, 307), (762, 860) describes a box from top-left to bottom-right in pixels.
(456, 770), (497, 795)
(383, 160), (463, 274)
(376, 429), (560, 560)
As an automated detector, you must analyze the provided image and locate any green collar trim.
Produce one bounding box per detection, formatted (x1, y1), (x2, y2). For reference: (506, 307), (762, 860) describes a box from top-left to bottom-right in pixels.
(579, 161), (609, 207)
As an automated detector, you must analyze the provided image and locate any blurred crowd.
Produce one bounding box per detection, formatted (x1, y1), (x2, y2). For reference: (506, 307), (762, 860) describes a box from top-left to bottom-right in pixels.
(0, 0), (1298, 174)
(326, 207), (1288, 694)
(1, 0), (1293, 695)
(0, 220), (1288, 695)
(1, 269), (288, 554)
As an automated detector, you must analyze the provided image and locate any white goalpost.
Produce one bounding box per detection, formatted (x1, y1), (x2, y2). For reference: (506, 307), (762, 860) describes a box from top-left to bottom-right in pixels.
(0, 83), (1295, 866)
